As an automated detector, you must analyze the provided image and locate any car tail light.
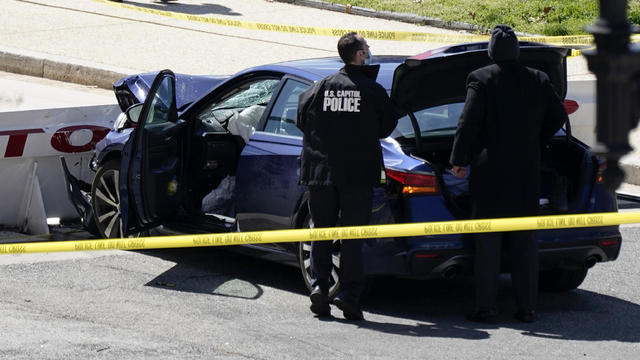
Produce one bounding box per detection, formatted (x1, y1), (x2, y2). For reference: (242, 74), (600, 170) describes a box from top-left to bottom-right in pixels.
(385, 168), (439, 195)
(414, 253), (438, 259)
(597, 158), (607, 184)
(601, 239), (620, 247)
(564, 99), (579, 115)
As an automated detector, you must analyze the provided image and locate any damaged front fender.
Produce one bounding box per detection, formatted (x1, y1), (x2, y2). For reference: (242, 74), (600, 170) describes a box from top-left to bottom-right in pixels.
(60, 157), (99, 235)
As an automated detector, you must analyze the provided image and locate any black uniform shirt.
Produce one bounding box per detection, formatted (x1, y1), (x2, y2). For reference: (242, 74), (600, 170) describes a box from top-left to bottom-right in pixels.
(296, 64), (398, 187)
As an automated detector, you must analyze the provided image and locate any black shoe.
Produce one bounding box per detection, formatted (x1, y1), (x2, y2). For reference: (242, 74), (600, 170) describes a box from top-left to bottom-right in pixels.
(309, 286), (330, 317)
(514, 309), (536, 323)
(333, 294), (364, 321)
(466, 309), (499, 323)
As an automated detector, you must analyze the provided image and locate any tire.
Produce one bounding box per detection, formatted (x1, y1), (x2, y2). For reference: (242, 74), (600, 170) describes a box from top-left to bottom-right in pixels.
(539, 266), (588, 292)
(82, 211), (101, 237)
(297, 213), (341, 299)
(91, 160), (124, 239)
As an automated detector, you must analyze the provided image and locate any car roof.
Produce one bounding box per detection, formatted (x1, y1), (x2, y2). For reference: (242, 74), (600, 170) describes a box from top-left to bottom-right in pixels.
(115, 56), (407, 113)
(240, 56), (408, 90)
(117, 42), (568, 114)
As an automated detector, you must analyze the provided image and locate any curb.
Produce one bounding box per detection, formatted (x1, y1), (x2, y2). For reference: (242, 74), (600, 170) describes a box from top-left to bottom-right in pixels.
(0, 46), (137, 90)
(272, 0), (484, 32)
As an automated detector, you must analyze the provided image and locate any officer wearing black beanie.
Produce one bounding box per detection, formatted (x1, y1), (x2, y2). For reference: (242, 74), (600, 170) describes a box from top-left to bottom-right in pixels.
(450, 25), (568, 323)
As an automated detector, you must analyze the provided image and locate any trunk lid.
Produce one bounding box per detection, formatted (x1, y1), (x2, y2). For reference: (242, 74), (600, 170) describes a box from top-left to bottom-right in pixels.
(391, 42), (569, 113)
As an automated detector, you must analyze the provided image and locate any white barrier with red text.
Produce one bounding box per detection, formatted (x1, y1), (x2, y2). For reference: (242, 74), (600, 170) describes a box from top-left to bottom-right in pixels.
(0, 105), (119, 233)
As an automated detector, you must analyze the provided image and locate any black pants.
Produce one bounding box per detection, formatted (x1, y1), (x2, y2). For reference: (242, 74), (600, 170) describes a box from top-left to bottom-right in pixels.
(308, 185), (372, 300)
(473, 231), (539, 312)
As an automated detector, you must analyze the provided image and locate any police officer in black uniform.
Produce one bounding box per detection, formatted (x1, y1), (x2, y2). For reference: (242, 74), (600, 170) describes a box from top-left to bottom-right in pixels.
(450, 25), (568, 323)
(296, 32), (398, 320)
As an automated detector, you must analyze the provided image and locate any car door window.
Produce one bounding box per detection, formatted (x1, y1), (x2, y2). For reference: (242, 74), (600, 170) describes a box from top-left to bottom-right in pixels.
(264, 79), (309, 137)
(391, 102), (464, 139)
(196, 78), (280, 132)
(145, 75), (176, 126)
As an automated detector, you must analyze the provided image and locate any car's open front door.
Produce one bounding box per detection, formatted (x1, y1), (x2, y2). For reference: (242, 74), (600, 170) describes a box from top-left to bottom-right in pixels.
(120, 70), (184, 235)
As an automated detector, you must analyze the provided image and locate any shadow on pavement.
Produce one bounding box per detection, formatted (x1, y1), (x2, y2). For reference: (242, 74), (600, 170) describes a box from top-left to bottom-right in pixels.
(135, 247), (640, 342)
(140, 247), (306, 299)
(363, 276), (640, 343)
(129, 1), (241, 16)
(331, 316), (490, 340)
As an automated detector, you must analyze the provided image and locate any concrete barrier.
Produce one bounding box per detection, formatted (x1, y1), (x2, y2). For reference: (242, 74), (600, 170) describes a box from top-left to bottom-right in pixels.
(0, 105), (120, 234)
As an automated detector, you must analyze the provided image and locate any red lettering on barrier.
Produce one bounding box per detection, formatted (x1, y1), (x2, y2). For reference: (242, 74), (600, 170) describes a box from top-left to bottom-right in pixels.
(0, 129), (46, 157)
(1, 125), (110, 158)
(50, 125), (110, 153)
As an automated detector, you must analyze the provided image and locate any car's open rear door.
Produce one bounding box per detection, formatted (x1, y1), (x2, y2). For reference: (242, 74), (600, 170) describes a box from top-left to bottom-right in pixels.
(120, 70), (184, 235)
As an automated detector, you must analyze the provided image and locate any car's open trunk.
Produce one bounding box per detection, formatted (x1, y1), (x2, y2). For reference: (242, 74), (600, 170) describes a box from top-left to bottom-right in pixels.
(395, 133), (596, 219)
(389, 42), (590, 219)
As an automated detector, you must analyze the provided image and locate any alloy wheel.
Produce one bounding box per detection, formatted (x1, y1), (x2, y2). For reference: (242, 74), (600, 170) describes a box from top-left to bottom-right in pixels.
(92, 162), (123, 238)
(298, 215), (341, 298)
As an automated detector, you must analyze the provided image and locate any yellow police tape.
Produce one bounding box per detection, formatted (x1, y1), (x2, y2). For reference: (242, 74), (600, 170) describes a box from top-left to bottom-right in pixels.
(91, 0), (640, 48)
(0, 211), (635, 255)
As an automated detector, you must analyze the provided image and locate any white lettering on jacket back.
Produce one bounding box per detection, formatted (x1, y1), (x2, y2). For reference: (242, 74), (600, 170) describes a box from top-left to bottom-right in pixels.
(322, 90), (361, 113)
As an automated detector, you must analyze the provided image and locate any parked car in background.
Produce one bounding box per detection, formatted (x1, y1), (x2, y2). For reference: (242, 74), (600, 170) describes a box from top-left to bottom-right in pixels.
(63, 42), (621, 297)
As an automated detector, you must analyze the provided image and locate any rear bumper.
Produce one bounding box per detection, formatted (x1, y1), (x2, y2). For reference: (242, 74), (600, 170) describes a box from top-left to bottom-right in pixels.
(362, 227), (622, 278)
(538, 232), (622, 270)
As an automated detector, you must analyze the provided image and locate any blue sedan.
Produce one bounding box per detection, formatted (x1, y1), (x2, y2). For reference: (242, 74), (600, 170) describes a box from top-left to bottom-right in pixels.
(63, 42), (621, 297)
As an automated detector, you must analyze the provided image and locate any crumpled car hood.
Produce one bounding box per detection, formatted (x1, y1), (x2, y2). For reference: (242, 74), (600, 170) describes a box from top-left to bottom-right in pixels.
(113, 72), (229, 113)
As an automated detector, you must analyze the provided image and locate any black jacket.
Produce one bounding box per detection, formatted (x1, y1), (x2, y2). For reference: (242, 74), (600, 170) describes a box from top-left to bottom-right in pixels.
(296, 64), (398, 187)
(450, 62), (567, 218)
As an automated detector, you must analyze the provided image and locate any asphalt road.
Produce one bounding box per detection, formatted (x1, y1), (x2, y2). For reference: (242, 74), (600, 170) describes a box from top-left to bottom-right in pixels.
(1, 0), (593, 80)
(0, 223), (639, 359)
(1, 53), (640, 360)
(1, 0), (457, 76)
(1, 5), (639, 356)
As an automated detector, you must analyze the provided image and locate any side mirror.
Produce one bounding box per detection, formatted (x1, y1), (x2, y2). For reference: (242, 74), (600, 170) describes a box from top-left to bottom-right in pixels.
(126, 103), (144, 124)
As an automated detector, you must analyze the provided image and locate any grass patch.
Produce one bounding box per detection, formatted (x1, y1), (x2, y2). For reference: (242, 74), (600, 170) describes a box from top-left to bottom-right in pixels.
(324, 0), (640, 35)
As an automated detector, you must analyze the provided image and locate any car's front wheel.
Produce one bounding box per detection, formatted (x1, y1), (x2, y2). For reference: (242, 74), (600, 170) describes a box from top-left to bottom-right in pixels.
(91, 160), (123, 238)
(298, 213), (341, 299)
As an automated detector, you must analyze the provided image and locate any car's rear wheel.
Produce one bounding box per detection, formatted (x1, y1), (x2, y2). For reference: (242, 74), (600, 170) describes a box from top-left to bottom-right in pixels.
(539, 266), (588, 292)
(91, 160), (123, 239)
(298, 213), (341, 299)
